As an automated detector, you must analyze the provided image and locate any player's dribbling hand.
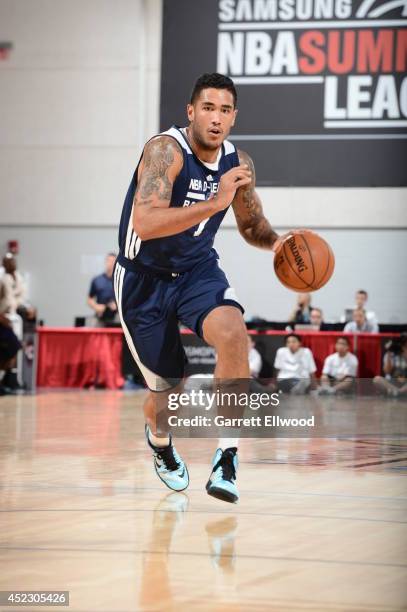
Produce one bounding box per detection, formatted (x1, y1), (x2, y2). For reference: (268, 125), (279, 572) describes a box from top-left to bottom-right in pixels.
(215, 165), (252, 210)
(272, 231), (293, 253)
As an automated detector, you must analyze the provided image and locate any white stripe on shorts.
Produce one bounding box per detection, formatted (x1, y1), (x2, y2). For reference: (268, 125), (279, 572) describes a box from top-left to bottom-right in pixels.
(114, 263), (171, 392)
(129, 232), (137, 260)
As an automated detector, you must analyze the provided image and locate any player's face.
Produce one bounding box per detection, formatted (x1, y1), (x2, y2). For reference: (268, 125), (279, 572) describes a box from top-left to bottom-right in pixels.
(187, 88), (237, 150)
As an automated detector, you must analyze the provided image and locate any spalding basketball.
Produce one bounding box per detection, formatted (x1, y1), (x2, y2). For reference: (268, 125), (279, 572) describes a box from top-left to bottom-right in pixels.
(274, 230), (335, 292)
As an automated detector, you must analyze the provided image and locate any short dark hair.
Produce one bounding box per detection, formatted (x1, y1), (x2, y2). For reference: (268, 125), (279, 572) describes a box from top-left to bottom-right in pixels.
(106, 252), (117, 258)
(190, 73), (237, 107)
(285, 333), (302, 344)
(336, 336), (350, 347)
(357, 290), (368, 297)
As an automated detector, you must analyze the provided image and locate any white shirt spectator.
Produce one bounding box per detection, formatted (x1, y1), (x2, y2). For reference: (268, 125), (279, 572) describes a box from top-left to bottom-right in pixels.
(0, 266), (28, 314)
(274, 347), (316, 380)
(322, 352), (358, 380)
(249, 347), (262, 378)
(0, 275), (23, 340)
(0, 275), (13, 315)
(344, 320), (378, 333)
(341, 308), (378, 327)
(3, 271), (27, 314)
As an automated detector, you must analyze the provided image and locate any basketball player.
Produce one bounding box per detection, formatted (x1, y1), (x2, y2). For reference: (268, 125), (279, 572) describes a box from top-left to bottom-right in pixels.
(115, 73), (282, 503)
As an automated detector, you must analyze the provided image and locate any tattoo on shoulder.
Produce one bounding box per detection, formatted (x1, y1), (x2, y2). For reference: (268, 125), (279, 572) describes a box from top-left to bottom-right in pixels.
(136, 136), (182, 203)
(238, 149), (255, 174)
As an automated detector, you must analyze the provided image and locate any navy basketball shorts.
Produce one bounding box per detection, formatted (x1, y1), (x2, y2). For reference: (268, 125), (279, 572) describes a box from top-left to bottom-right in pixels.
(113, 257), (244, 392)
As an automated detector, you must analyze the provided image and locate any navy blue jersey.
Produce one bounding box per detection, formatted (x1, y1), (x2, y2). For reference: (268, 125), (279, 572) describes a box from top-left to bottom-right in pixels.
(118, 126), (240, 274)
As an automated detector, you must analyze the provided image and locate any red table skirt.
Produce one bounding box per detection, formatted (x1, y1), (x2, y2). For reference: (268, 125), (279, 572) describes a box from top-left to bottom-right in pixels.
(37, 328), (125, 389)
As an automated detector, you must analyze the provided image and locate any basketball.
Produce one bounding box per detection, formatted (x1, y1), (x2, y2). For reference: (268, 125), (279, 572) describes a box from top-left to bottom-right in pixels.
(274, 230), (335, 292)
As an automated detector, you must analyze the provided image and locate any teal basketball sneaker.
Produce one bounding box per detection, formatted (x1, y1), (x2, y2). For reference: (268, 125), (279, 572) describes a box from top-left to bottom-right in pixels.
(206, 447), (239, 503)
(145, 425), (189, 492)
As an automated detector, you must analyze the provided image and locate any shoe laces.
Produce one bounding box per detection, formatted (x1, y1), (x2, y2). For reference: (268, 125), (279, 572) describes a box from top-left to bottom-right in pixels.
(155, 444), (180, 472)
(214, 448), (237, 482)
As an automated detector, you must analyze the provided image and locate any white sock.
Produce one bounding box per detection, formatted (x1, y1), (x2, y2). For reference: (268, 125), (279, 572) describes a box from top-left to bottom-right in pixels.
(218, 438), (239, 451)
(147, 426), (170, 448)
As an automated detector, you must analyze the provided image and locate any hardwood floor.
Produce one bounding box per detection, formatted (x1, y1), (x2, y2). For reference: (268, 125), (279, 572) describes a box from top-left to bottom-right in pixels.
(1, 391), (406, 611)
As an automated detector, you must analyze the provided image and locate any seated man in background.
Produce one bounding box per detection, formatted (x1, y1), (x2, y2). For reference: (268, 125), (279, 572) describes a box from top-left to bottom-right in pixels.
(310, 307), (324, 330)
(355, 290), (377, 326)
(342, 289), (378, 327)
(344, 308), (378, 333)
(274, 333), (317, 394)
(288, 293), (313, 324)
(373, 334), (407, 398)
(87, 253), (118, 326)
(319, 337), (358, 395)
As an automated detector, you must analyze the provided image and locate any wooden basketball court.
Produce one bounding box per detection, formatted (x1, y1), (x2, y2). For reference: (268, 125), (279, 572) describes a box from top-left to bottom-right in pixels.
(1, 390), (406, 611)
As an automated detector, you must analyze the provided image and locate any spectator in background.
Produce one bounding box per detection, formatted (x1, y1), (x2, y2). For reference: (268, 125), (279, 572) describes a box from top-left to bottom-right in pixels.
(344, 308), (378, 333)
(248, 335), (262, 379)
(0, 254), (36, 323)
(373, 334), (407, 398)
(274, 334), (317, 394)
(310, 308), (323, 330)
(342, 290), (378, 327)
(319, 337), (358, 395)
(0, 275), (22, 394)
(288, 293), (313, 324)
(87, 253), (118, 326)
(355, 290), (378, 328)
(247, 335), (276, 393)
(0, 266), (12, 317)
(0, 255), (25, 372)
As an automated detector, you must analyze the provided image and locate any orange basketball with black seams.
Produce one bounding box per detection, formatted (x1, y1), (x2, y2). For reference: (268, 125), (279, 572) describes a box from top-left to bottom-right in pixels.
(274, 230), (335, 292)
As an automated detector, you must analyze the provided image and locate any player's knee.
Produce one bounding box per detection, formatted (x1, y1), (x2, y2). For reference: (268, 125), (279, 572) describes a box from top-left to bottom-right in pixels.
(213, 322), (247, 353)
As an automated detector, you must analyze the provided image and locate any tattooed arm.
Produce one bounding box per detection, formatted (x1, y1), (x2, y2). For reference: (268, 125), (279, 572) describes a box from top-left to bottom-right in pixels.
(232, 149), (280, 250)
(133, 136), (251, 240)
